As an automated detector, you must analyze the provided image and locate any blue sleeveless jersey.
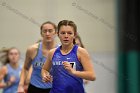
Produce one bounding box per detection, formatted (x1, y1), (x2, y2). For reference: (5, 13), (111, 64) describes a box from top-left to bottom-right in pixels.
(50, 45), (85, 93)
(3, 64), (22, 93)
(30, 42), (52, 89)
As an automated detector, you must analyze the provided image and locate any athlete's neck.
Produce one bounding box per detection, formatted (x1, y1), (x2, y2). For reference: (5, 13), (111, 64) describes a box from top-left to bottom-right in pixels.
(10, 62), (19, 69)
(61, 44), (74, 54)
(42, 40), (56, 50)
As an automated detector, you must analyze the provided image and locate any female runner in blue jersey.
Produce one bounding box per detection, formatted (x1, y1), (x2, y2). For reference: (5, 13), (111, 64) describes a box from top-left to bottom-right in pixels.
(0, 47), (22, 93)
(17, 21), (57, 93)
(42, 20), (96, 93)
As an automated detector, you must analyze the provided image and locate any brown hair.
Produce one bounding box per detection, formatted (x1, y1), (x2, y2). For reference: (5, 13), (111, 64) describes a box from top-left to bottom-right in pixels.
(57, 20), (77, 44)
(0, 47), (20, 65)
(75, 34), (85, 48)
(40, 21), (57, 35)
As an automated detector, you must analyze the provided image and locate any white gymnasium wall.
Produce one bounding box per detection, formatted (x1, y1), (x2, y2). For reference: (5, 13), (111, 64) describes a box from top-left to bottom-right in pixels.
(0, 0), (116, 53)
(0, 0), (117, 93)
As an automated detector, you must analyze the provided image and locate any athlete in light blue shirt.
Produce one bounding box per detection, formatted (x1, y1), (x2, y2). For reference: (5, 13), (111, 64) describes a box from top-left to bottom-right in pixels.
(0, 47), (22, 93)
(3, 64), (22, 93)
(17, 21), (57, 93)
